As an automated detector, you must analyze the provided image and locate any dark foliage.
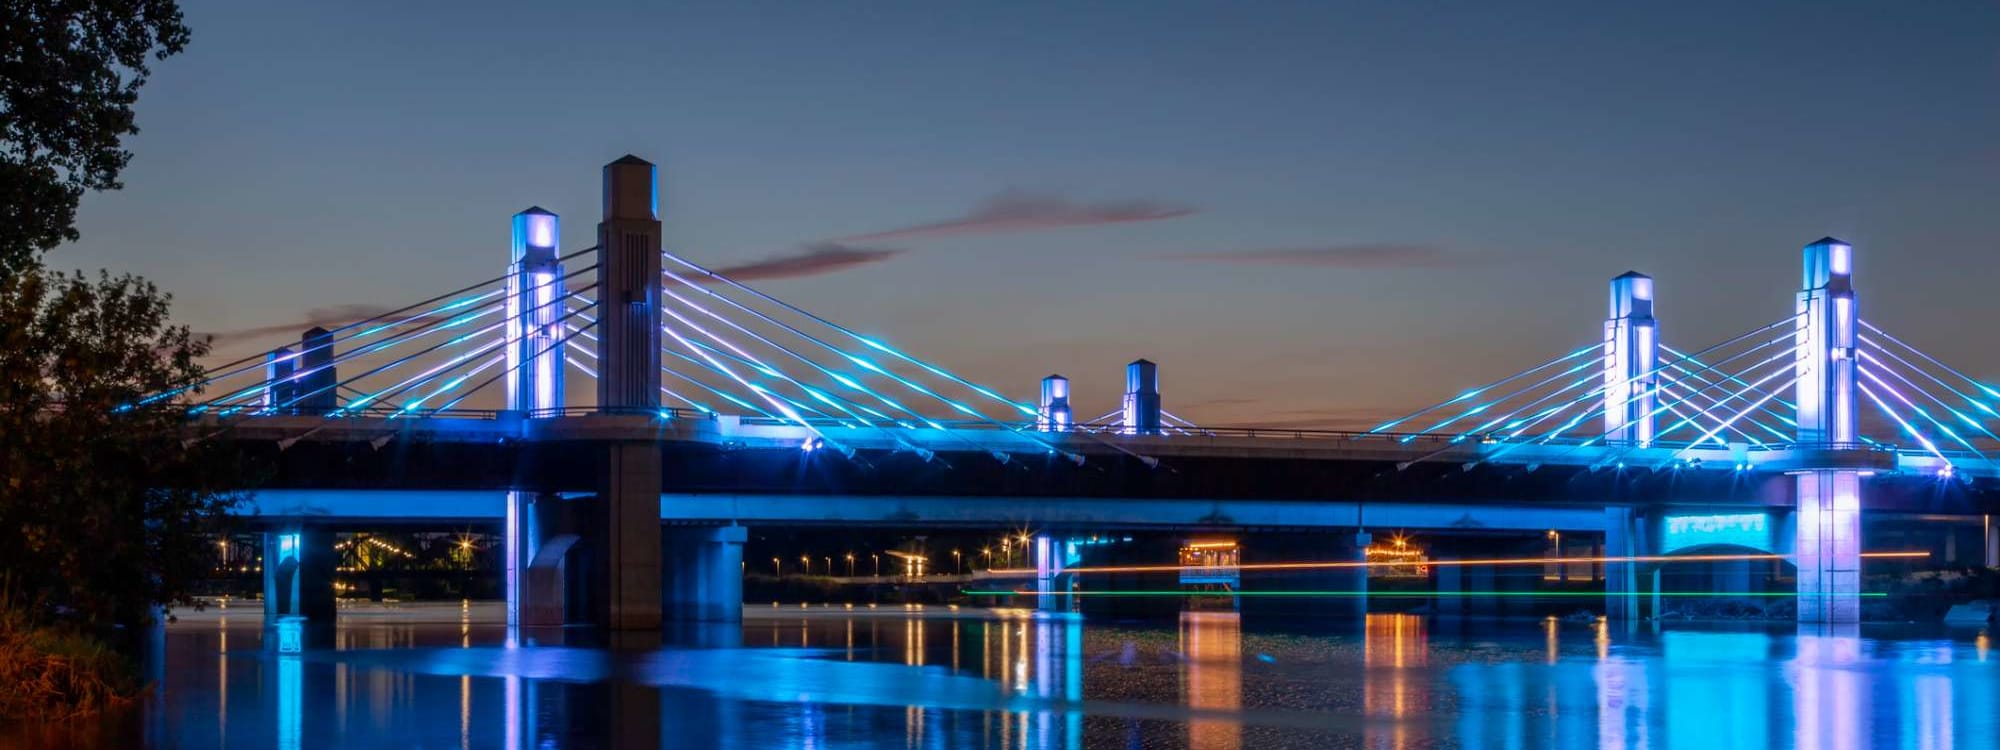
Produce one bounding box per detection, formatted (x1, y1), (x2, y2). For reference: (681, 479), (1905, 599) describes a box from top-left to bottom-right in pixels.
(0, 267), (245, 630)
(1, 0), (189, 274)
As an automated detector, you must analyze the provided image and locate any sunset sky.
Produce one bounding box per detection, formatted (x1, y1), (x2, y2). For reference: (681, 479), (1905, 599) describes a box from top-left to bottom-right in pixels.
(58, 1), (2000, 427)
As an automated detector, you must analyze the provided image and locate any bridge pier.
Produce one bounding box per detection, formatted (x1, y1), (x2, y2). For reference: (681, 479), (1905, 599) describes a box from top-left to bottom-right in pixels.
(261, 527), (335, 621)
(661, 525), (747, 622)
(508, 491), (585, 627)
(1604, 507), (1656, 621)
(1986, 515), (1998, 568)
(1033, 534), (1068, 611)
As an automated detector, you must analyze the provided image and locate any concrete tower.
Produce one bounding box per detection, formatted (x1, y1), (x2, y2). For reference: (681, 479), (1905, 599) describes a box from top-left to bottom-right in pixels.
(1603, 271), (1657, 444)
(597, 155), (663, 411)
(296, 327), (337, 414)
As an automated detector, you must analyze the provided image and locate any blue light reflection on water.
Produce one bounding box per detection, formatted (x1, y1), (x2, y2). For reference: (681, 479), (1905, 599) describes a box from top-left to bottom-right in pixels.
(95, 604), (2000, 748)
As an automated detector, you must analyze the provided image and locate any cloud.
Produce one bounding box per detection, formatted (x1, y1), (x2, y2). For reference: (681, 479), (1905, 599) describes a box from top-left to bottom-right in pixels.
(200, 304), (400, 349)
(1162, 243), (1461, 268)
(839, 189), (1194, 242)
(700, 242), (906, 283)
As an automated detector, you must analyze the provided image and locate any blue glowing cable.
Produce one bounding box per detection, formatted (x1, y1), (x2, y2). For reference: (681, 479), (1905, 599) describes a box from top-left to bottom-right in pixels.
(1856, 380), (1952, 467)
(195, 301), (507, 413)
(434, 314), (598, 414)
(1408, 356), (1608, 444)
(1628, 342), (1800, 447)
(1858, 334), (2000, 421)
(1857, 349), (2000, 446)
(137, 281), (514, 408)
(661, 304), (871, 426)
(1654, 350), (1795, 438)
(399, 353), (509, 415)
(659, 288), (918, 425)
(1653, 381), (1761, 447)
(369, 336), (510, 415)
(662, 254), (1036, 417)
(1856, 363), (1994, 468)
(659, 316), (823, 434)
(1369, 343), (1602, 433)
(1860, 320), (2000, 407)
(1672, 370), (1808, 459)
(222, 278), (596, 417)
(662, 344), (837, 421)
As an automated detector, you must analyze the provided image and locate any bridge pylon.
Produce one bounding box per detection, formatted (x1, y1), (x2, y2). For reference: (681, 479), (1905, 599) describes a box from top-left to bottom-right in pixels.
(1603, 272), (1658, 444)
(1793, 237), (1862, 624)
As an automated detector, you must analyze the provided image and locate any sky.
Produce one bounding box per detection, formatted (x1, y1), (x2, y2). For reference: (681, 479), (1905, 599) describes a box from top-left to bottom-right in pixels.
(59, 1), (2000, 428)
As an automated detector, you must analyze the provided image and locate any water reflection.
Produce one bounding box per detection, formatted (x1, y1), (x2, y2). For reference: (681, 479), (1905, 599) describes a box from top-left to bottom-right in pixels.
(23, 604), (1998, 748)
(1182, 612), (1241, 750)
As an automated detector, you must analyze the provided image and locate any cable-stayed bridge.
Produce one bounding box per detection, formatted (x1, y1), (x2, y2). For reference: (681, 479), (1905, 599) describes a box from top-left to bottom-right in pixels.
(152, 156), (2000, 627)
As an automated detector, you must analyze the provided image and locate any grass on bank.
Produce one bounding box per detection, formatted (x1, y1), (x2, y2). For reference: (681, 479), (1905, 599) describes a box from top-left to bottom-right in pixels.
(0, 605), (140, 721)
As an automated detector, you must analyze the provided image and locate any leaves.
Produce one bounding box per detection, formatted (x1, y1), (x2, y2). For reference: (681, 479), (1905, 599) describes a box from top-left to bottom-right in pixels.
(0, 266), (246, 630)
(1, 0), (190, 274)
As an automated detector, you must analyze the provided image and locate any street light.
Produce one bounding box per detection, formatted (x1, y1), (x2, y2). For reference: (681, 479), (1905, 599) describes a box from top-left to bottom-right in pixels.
(772, 557), (781, 576)
(845, 553), (855, 577)
(801, 555), (811, 575)
(952, 549), (962, 574)
(824, 556), (832, 577)
(871, 553), (880, 577)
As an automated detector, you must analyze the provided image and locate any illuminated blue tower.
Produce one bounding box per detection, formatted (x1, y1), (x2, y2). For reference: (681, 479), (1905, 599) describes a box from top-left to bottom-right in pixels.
(506, 207), (566, 415)
(1038, 374), (1072, 431)
(1793, 237), (1861, 623)
(1602, 271), (1657, 444)
(1122, 359), (1161, 435)
(263, 346), (296, 414)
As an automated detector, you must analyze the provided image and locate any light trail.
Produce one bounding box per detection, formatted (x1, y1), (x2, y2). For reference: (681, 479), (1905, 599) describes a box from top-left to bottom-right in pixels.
(982, 550), (1929, 576)
(962, 590), (1892, 598)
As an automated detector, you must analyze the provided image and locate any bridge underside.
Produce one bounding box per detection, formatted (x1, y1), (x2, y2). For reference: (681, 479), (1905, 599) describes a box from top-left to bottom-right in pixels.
(241, 489), (1608, 531)
(230, 435), (2000, 517)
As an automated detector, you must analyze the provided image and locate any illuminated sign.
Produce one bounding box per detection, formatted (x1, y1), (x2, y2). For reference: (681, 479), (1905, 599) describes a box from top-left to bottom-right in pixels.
(1662, 513), (1772, 554)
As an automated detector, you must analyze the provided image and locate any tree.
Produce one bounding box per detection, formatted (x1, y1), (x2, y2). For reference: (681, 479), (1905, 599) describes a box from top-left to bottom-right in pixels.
(0, 268), (244, 629)
(1, 0), (190, 275)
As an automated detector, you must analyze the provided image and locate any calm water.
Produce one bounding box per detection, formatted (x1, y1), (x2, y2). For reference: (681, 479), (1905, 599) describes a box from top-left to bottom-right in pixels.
(9, 602), (1997, 749)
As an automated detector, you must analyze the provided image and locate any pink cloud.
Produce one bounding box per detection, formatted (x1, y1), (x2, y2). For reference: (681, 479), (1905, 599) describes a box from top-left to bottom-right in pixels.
(839, 189), (1194, 242)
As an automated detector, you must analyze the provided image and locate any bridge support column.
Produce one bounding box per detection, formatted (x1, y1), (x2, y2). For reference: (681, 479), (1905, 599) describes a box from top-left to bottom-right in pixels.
(1796, 471), (1862, 623)
(1794, 238), (1861, 624)
(662, 525), (747, 622)
(580, 156), (666, 631)
(1034, 535), (1067, 611)
(587, 443), (663, 629)
(1985, 515), (1998, 568)
(1603, 272), (1657, 444)
(507, 491), (581, 628)
(262, 527), (334, 621)
(1604, 508), (1655, 621)
(1435, 563), (1463, 616)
